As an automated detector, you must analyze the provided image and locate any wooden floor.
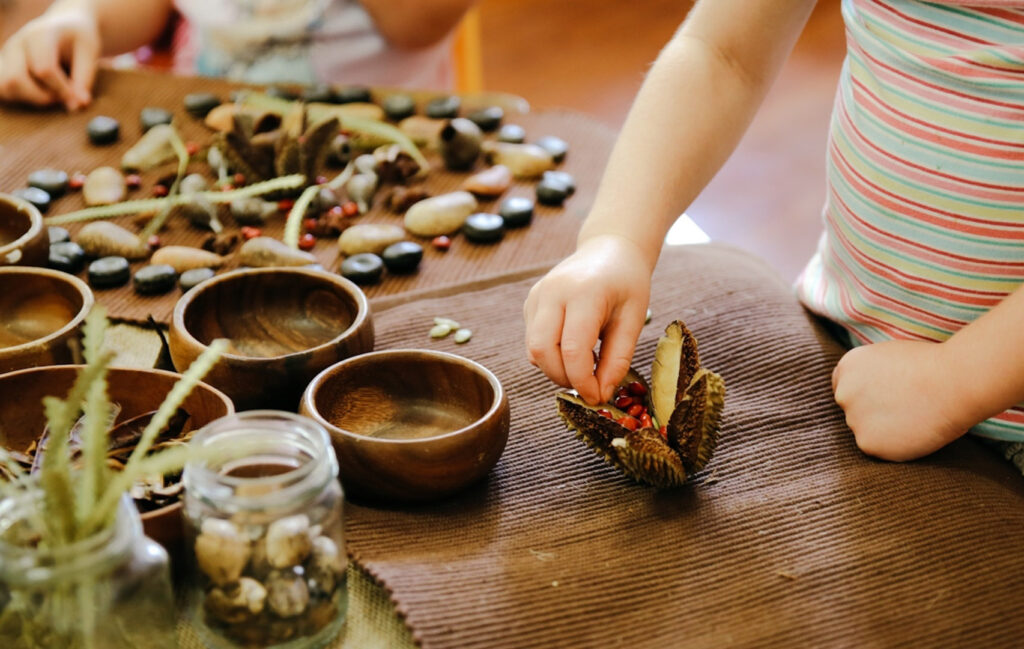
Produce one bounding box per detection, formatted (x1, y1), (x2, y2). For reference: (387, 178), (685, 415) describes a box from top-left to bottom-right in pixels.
(3, 0), (846, 280)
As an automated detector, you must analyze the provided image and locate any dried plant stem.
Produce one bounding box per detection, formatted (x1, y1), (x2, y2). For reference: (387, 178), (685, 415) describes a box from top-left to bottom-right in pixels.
(137, 127), (190, 241)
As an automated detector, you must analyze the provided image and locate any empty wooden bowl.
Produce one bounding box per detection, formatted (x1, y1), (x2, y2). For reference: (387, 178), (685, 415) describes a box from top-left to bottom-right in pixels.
(0, 365), (234, 551)
(300, 349), (510, 503)
(169, 268), (374, 411)
(0, 267), (94, 374)
(0, 193), (47, 267)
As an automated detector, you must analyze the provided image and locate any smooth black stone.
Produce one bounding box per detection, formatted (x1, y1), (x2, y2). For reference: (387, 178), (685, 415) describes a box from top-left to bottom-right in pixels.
(48, 241), (85, 274)
(48, 226), (70, 244)
(140, 107), (173, 132)
(382, 94), (416, 121)
(28, 169), (69, 198)
(536, 177), (572, 206)
(498, 197), (534, 228)
(462, 212), (504, 244)
(184, 92), (221, 117)
(133, 264), (178, 295)
(179, 267), (216, 292)
(535, 135), (569, 164)
(340, 253), (384, 285)
(425, 95), (461, 119)
(466, 106), (504, 132)
(381, 241), (423, 274)
(542, 170), (576, 196)
(87, 256), (130, 288)
(87, 115), (120, 145)
(302, 84), (336, 104)
(496, 123), (526, 144)
(13, 187), (50, 214)
(266, 86), (298, 101)
(335, 85), (372, 104)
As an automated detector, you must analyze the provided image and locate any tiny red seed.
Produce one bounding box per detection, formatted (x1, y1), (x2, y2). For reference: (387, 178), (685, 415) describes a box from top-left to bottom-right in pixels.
(315, 175), (328, 185)
(617, 416), (640, 431)
(658, 425), (668, 439)
(68, 173), (86, 190)
(596, 409), (613, 419)
(185, 141), (200, 156)
(627, 381), (647, 397)
(125, 174), (141, 189)
(233, 173), (246, 186)
(298, 233), (316, 251)
(640, 413), (653, 429)
(278, 199), (295, 211)
(241, 226), (262, 240)
(341, 201), (359, 218)
(147, 235), (161, 250)
(328, 205), (344, 219)
(152, 185), (168, 197)
(304, 217), (319, 232)
(627, 404), (645, 417)
(220, 184), (235, 192)
(613, 395), (633, 409)
(432, 235), (451, 251)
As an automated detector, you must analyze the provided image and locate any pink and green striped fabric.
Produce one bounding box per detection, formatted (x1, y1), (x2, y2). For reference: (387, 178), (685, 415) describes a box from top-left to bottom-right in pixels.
(795, 0), (1024, 441)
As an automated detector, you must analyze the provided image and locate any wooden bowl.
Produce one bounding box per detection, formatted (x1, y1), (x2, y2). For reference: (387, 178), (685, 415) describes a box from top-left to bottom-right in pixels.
(0, 267), (94, 374)
(0, 365), (234, 552)
(170, 268), (374, 411)
(300, 349), (510, 503)
(0, 193), (47, 267)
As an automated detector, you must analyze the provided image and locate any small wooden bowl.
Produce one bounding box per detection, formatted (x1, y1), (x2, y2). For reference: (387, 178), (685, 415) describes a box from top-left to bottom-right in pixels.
(0, 267), (94, 374)
(300, 349), (510, 503)
(0, 365), (234, 552)
(170, 268), (374, 411)
(0, 193), (47, 267)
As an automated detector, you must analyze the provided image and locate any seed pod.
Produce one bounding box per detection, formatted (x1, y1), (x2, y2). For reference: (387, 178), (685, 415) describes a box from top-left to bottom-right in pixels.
(77, 221), (148, 259)
(439, 118), (482, 171)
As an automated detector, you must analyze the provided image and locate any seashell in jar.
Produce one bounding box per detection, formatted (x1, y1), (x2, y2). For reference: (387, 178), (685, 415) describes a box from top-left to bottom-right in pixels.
(204, 577), (267, 624)
(266, 570), (310, 618)
(265, 514), (313, 568)
(306, 536), (345, 596)
(194, 518), (251, 586)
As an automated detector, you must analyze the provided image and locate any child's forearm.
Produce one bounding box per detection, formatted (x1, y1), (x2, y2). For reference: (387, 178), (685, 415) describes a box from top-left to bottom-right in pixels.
(49, 0), (173, 56)
(943, 283), (1024, 427)
(577, 0), (818, 267)
(360, 0), (476, 49)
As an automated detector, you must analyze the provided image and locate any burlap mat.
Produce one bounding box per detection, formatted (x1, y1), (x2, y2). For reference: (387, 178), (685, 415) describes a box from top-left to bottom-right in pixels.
(339, 242), (1024, 648)
(0, 69), (614, 324)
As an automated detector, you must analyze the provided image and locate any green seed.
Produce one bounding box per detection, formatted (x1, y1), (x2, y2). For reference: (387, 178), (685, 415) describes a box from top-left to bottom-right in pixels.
(453, 328), (472, 344)
(430, 324), (453, 339)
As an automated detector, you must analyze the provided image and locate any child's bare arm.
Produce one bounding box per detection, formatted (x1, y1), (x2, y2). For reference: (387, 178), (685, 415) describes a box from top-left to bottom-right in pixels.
(524, 0), (818, 405)
(359, 0), (477, 50)
(0, 0), (173, 109)
(834, 283), (1024, 461)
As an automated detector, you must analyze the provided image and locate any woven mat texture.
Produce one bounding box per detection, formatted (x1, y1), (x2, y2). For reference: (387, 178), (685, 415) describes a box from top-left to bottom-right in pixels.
(0, 69), (614, 324)
(342, 243), (1024, 649)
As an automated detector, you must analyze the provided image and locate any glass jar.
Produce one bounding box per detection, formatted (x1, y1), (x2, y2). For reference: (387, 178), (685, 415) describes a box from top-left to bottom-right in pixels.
(0, 492), (177, 649)
(183, 411), (347, 649)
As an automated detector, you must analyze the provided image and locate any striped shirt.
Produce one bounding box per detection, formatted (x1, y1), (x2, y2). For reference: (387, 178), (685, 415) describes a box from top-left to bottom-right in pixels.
(795, 0), (1024, 441)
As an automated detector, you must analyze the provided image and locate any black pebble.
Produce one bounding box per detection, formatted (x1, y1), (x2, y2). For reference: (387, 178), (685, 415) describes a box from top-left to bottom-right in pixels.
(381, 241), (423, 274)
(49, 241), (85, 274)
(133, 264), (178, 295)
(184, 92), (221, 117)
(498, 197), (534, 228)
(462, 212), (505, 243)
(536, 176), (572, 206)
(13, 187), (51, 214)
(340, 253), (384, 284)
(497, 124), (526, 144)
(542, 170), (576, 196)
(425, 95), (461, 119)
(335, 85), (372, 104)
(383, 94), (416, 121)
(88, 256), (130, 288)
(140, 107), (173, 132)
(535, 135), (569, 164)
(466, 106), (504, 132)
(87, 115), (120, 145)
(179, 267), (216, 292)
(28, 169), (69, 198)
(48, 226), (70, 244)
(302, 84), (336, 104)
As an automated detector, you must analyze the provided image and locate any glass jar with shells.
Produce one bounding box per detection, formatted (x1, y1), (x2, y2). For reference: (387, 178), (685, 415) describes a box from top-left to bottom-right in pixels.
(182, 411), (347, 648)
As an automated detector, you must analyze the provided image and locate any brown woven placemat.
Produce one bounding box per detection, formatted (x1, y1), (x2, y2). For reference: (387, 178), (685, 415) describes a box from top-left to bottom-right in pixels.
(339, 242), (1024, 648)
(0, 68), (614, 324)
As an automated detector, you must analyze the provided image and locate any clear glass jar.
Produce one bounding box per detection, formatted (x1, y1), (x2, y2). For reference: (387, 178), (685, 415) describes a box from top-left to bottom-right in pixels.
(0, 492), (177, 649)
(183, 411), (347, 649)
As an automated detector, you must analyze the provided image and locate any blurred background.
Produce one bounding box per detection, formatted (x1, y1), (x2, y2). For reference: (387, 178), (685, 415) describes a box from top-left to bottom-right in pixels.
(2, 0), (845, 281)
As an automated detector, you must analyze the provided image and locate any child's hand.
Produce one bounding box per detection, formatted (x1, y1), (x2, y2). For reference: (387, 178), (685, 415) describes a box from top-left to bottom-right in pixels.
(0, 8), (99, 110)
(832, 339), (973, 461)
(524, 234), (652, 406)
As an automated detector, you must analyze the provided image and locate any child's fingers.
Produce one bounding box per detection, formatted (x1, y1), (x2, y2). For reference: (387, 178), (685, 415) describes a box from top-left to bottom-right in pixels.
(561, 301), (604, 405)
(525, 302), (570, 389)
(25, 33), (78, 109)
(594, 301), (646, 403)
(0, 46), (57, 106)
(68, 28), (99, 105)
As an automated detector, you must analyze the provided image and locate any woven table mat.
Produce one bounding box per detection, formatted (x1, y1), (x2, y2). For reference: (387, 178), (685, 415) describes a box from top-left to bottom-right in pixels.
(0, 68), (614, 324)
(343, 242), (1024, 649)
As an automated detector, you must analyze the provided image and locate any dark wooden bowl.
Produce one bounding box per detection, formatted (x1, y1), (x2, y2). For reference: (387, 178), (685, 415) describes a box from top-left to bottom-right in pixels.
(169, 268), (374, 411)
(300, 349), (509, 503)
(0, 193), (47, 267)
(0, 267), (94, 374)
(0, 365), (234, 552)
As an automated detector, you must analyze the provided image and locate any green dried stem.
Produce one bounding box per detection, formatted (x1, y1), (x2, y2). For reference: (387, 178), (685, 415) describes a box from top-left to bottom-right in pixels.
(137, 126), (190, 241)
(283, 184), (321, 249)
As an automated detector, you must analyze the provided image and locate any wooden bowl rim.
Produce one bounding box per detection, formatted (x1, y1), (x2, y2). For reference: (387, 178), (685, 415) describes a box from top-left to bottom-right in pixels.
(0, 267), (94, 357)
(0, 364), (235, 523)
(0, 193), (44, 262)
(302, 348), (507, 445)
(171, 267), (372, 362)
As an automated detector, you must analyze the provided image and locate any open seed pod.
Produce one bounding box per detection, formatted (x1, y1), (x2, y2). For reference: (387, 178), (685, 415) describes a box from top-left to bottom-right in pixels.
(556, 320), (725, 488)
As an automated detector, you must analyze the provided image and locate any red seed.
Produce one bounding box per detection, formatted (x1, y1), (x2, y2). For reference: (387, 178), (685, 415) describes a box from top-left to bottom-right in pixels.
(185, 141), (200, 156)
(220, 184), (235, 192)
(125, 174), (141, 189)
(640, 413), (653, 429)
(240, 226), (262, 240)
(233, 173), (246, 186)
(596, 409), (613, 419)
(327, 205), (344, 219)
(147, 235), (161, 250)
(613, 395), (633, 409)
(152, 184), (168, 197)
(68, 173), (86, 190)
(298, 233), (316, 251)
(627, 404), (645, 417)
(315, 175), (328, 185)
(627, 381), (648, 397)
(278, 199), (295, 212)
(304, 218), (319, 233)
(658, 425), (668, 439)
(340, 201), (359, 218)
(432, 235), (452, 251)
(617, 416), (640, 431)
